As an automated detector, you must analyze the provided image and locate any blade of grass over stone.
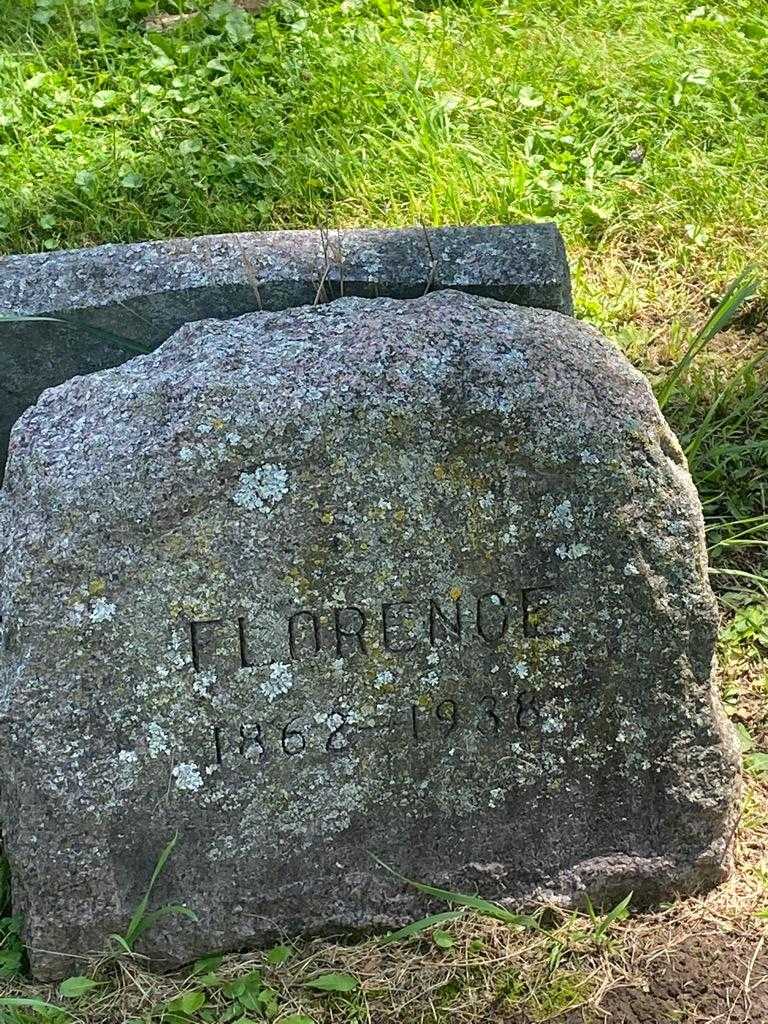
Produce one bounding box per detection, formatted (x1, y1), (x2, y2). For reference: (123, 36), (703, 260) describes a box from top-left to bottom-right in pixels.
(372, 856), (542, 930)
(0, 313), (153, 355)
(131, 904), (198, 944)
(0, 314), (62, 323)
(108, 933), (133, 955)
(707, 518), (768, 566)
(122, 833), (180, 949)
(377, 911), (463, 946)
(658, 268), (760, 410)
(710, 567), (768, 597)
(64, 323), (153, 355)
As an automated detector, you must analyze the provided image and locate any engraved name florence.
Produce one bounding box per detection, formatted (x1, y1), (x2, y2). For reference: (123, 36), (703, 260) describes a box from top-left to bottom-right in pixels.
(188, 585), (558, 669)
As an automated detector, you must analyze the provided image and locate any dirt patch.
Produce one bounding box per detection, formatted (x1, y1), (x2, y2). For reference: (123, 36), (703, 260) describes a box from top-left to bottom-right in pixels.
(561, 933), (768, 1024)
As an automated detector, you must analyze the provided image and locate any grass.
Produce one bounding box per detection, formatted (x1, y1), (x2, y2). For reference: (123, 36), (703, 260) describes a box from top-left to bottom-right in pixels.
(658, 271), (768, 600)
(0, 1), (767, 1021)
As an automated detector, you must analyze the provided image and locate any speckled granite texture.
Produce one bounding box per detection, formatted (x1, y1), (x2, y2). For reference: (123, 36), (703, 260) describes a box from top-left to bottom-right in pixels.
(0, 291), (739, 980)
(0, 223), (571, 474)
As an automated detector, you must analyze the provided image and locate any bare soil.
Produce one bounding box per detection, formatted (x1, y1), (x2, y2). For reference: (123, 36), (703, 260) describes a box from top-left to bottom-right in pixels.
(562, 933), (768, 1024)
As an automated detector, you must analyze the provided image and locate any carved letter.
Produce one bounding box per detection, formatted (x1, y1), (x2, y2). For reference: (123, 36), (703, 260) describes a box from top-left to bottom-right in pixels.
(382, 602), (417, 653)
(429, 598), (461, 645)
(238, 615), (255, 668)
(476, 592), (508, 643)
(334, 606), (367, 656)
(288, 610), (321, 660)
(189, 618), (225, 672)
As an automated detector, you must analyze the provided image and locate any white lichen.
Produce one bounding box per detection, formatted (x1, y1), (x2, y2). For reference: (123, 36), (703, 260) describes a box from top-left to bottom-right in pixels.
(147, 722), (169, 757)
(261, 662), (293, 701)
(232, 464), (289, 513)
(173, 762), (204, 792)
(192, 670), (216, 699)
(555, 542), (590, 560)
(70, 601), (86, 624)
(90, 598), (116, 623)
(550, 499), (574, 530)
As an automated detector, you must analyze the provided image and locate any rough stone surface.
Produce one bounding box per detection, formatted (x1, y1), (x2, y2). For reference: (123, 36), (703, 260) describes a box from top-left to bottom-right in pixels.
(0, 223), (571, 474)
(0, 290), (739, 980)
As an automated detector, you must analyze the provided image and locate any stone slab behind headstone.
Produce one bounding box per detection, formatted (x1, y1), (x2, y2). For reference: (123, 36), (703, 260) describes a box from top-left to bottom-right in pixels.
(0, 290), (739, 981)
(0, 223), (571, 476)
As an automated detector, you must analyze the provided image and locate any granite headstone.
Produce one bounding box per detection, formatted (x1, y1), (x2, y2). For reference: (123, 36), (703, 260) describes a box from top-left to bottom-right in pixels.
(0, 290), (740, 980)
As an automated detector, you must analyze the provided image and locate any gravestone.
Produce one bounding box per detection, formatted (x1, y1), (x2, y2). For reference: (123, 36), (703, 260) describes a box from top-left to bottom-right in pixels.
(0, 223), (572, 475)
(0, 290), (740, 980)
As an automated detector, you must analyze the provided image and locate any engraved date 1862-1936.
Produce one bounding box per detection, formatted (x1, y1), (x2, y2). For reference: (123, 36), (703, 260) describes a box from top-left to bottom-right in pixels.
(211, 690), (540, 767)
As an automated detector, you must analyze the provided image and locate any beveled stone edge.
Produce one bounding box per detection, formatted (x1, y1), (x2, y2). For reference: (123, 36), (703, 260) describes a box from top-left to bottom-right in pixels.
(0, 223), (572, 317)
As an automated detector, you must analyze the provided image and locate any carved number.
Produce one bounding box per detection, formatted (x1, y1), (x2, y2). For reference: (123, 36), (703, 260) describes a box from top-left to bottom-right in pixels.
(435, 699), (458, 736)
(215, 689), (539, 765)
(281, 720), (306, 756)
(326, 710), (350, 753)
(240, 723), (266, 761)
(478, 694), (501, 736)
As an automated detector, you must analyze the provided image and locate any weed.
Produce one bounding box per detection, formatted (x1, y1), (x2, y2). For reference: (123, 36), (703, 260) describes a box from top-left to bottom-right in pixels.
(582, 893), (632, 946)
(0, 314), (152, 354)
(108, 833), (196, 958)
(373, 856), (543, 932)
(0, 920), (25, 983)
(657, 268), (760, 410)
(656, 271), (767, 600)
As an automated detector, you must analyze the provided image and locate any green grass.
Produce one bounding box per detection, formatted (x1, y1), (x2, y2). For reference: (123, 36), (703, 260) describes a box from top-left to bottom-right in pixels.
(2, 0), (767, 334)
(1, 0), (767, 280)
